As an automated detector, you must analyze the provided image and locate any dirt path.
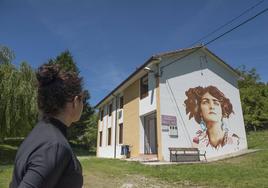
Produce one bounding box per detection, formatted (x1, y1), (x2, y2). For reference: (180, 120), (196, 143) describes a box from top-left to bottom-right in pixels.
(84, 173), (203, 188)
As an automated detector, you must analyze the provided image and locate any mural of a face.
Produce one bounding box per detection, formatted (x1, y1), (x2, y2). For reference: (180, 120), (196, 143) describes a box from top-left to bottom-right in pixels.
(184, 85), (240, 149)
(200, 92), (222, 125)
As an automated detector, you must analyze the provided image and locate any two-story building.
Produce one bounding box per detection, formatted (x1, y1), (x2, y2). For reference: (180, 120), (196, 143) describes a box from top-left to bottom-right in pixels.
(95, 46), (248, 161)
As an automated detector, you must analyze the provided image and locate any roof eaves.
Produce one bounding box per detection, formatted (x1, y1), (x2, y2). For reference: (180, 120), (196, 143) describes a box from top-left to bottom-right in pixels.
(152, 45), (203, 58)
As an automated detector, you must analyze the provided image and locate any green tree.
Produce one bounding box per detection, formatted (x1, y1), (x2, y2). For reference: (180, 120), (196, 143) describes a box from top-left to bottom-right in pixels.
(48, 50), (79, 73)
(0, 45), (38, 141)
(0, 61), (38, 140)
(237, 66), (268, 131)
(48, 50), (96, 149)
(0, 62), (17, 139)
(15, 62), (38, 135)
(0, 45), (15, 64)
(79, 112), (98, 150)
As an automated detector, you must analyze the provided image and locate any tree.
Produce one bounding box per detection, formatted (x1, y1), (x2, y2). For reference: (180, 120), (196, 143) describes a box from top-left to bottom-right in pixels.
(48, 50), (79, 73)
(0, 45), (38, 141)
(15, 62), (38, 135)
(236, 66), (268, 131)
(78, 113), (98, 150)
(68, 90), (95, 145)
(0, 60), (38, 140)
(0, 45), (15, 64)
(48, 50), (96, 149)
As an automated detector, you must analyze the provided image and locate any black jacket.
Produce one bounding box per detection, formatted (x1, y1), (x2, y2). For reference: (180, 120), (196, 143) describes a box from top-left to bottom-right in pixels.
(10, 118), (83, 188)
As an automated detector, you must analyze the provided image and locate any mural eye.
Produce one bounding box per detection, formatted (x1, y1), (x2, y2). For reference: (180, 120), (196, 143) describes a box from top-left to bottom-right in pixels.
(201, 100), (209, 104)
(214, 101), (220, 106)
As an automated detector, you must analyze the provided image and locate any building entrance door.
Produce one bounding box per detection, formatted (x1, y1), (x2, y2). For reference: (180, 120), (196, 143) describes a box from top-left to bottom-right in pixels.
(144, 113), (157, 154)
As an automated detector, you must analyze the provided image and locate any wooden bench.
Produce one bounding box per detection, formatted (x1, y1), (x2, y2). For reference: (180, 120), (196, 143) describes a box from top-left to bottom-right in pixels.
(168, 147), (207, 162)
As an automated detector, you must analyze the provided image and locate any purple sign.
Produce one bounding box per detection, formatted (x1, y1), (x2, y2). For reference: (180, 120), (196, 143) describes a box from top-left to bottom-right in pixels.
(161, 115), (177, 125)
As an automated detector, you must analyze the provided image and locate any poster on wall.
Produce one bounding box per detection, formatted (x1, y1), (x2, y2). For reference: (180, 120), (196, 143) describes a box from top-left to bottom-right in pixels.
(183, 85), (244, 155)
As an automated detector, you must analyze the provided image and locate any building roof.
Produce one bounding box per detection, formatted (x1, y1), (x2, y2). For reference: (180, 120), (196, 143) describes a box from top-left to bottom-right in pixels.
(95, 45), (239, 108)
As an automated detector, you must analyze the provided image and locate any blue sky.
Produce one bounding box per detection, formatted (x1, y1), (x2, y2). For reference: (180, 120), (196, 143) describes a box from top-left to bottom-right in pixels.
(1, 0), (267, 106)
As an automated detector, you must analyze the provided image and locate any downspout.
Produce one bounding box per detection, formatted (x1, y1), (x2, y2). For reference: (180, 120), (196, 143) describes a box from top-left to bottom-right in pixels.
(155, 63), (162, 160)
(112, 94), (118, 158)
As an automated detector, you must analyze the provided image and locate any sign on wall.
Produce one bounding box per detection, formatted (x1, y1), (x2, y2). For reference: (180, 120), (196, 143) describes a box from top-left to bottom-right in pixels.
(162, 115), (177, 125)
(161, 115), (178, 136)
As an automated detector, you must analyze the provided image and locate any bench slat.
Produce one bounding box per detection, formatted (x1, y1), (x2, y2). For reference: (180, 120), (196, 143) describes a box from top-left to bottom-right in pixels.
(168, 147), (207, 162)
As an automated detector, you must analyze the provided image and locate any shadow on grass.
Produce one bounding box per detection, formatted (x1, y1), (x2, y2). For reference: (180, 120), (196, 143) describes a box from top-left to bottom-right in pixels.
(72, 147), (96, 156)
(70, 142), (96, 157)
(0, 139), (95, 165)
(0, 144), (17, 165)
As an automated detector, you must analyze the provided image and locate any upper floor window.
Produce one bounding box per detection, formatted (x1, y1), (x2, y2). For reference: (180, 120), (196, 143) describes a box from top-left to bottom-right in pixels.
(100, 109), (104, 121)
(119, 96), (124, 109)
(108, 103), (112, 116)
(140, 74), (148, 99)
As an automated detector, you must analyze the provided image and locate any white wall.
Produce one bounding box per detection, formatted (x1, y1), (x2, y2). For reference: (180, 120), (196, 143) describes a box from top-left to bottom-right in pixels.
(98, 146), (123, 158)
(139, 71), (157, 116)
(98, 96), (126, 159)
(159, 51), (247, 161)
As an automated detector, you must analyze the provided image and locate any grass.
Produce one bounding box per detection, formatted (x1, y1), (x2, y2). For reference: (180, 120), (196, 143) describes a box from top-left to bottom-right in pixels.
(246, 130), (268, 149)
(80, 151), (268, 187)
(1, 130), (268, 187)
(0, 144), (18, 165)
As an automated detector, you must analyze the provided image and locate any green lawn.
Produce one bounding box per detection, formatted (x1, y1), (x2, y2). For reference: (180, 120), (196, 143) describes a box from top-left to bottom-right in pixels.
(1, 131), (268, 188)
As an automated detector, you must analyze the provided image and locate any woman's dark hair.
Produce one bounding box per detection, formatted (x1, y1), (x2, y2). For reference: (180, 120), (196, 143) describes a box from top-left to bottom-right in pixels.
(184, 85), (233, 124)
(36, 63), (83, 116)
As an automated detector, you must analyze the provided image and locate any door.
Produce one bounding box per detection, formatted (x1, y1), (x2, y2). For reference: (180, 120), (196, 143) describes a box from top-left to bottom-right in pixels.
(144, 113), (157, 154)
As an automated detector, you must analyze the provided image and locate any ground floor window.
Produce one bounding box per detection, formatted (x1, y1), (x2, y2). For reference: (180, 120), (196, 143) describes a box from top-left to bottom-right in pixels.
(119, 123), (123, 144)
(99, 131), (102, 147)
(108, 128), (112, 145)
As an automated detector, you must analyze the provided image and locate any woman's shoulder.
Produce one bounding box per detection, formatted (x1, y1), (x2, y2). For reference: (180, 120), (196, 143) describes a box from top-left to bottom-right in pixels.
(26, 120), (70, 148)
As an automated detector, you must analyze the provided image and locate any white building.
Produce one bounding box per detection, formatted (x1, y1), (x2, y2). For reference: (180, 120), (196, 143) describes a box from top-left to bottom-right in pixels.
(95, 46), (248, 161)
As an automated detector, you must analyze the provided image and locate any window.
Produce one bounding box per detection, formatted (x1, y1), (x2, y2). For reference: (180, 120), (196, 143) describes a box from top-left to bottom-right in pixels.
(119, 123), (123, 144)
(109, 103), (112, 116)
(140, 74), (148, 99)
(108, 128), (112, 145)
(100, 109), (104, 121)
(99, 131), (103, 147)
(119, 96), (124, 109)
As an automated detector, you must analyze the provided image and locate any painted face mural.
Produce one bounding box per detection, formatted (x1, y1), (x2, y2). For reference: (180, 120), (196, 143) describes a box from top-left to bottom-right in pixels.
(184, 85), (240, 150)
(200, 92), (222, 125)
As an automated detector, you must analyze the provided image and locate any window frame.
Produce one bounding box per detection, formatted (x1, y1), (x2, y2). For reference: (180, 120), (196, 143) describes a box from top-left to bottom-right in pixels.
(108, 103), (112, 116)
(119, 123), (123, 144)
(108, 128), (112, 145)
(119, 96), (124, 109)
(100, 109), (104, 121)
(99, 131), (103, 147)
(140, 74), (149, 99)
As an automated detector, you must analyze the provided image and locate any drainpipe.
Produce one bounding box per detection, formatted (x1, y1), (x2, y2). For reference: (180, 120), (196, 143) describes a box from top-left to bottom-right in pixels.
(112, 94), (118, 159)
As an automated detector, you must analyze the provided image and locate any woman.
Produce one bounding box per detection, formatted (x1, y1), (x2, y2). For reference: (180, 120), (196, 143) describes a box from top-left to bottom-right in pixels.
(10, 64), (84, 188)
(184, 85), (239, 149)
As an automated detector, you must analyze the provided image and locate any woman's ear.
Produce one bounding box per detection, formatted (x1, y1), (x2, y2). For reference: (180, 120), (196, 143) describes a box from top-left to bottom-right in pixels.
(73, 96), (80, 108)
